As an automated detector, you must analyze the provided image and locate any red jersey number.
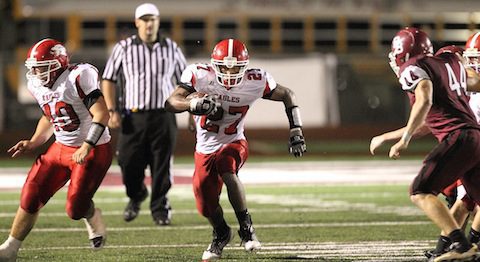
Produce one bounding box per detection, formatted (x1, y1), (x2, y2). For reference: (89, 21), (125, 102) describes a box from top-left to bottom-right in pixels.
(43, 102), (81, 132)
(200, 105), (249, 135)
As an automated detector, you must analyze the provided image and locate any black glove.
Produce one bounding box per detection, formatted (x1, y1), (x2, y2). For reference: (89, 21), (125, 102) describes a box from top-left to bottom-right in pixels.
(289, 127), (306, 157)
(189, 95), (221, 116)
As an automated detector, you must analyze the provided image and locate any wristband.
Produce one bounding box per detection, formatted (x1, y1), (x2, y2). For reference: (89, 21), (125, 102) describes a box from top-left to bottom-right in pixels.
(108, 108), (116, 113)
(401, 131), (412, 143)
(286, 106), (303, 129)
(85, 122), (105, 146)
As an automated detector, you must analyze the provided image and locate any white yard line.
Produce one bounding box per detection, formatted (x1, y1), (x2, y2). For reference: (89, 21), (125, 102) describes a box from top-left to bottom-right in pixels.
(0, 221), (431, 233)
(19, 240), (434, 262)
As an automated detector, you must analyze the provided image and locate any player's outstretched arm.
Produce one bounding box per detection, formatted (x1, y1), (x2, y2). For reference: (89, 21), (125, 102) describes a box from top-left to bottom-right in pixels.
(267, 84), (306, 157)
(8, 115), (53, 157)
(389, 80), (432, 159)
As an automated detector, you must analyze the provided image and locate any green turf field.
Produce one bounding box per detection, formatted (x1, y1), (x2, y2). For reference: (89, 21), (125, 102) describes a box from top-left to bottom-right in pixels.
(0, 182), (444, 261)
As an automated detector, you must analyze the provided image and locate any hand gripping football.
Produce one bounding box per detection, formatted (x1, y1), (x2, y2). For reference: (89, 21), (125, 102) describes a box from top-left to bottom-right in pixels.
(187, 92), (220, 115)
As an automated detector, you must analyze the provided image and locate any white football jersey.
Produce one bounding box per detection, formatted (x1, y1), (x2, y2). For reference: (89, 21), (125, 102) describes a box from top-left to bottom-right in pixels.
(469, 92), (480, 123)
(181, 63), (277, 154)
(27, 63), (111, 147)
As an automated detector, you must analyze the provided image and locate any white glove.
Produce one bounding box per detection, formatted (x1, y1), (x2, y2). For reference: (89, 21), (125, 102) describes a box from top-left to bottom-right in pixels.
(189, 96), (221, 116)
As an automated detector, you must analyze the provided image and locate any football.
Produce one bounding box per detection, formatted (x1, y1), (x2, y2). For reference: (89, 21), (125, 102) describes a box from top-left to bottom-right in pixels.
(186, 92), (207, 100)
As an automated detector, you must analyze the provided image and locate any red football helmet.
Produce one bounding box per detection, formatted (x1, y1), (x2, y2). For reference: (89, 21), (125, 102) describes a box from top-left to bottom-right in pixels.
(211, 39), (249, 88)
(464, 32), (480, 73)
(388, 27), (433, 76)
(25, 38), (69, 87)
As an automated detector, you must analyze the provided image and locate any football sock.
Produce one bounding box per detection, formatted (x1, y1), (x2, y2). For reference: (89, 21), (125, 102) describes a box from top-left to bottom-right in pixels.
(213, 218), (229, 237)
(235, 209), (252, 227)
(469, 228), (480, 244)
(0, 235), (22, 251)
(434, 235), (451, 253)
(448, 229), (471, 252)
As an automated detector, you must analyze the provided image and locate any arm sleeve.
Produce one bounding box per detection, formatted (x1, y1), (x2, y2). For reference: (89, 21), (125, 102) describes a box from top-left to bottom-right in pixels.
(399, 65), (430, 91)
(78, 65), (101, 95)
(262, 71), (278, 98)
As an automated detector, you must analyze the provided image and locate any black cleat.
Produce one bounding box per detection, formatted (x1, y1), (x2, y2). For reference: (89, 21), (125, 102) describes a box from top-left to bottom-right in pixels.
(123, 191), (148, 222)
(90, 236), (105, 250)
(84, 208), (106, 250)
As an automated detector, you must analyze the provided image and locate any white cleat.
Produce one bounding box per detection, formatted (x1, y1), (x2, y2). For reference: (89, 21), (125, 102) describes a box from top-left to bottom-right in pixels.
(244, 239), (261, 252)
(238, 225), (261, 252)
(83, 208), (106, 250)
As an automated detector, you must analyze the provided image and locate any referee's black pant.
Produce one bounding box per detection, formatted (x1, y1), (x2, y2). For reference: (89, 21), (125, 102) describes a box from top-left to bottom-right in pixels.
(118, 109), (177, 219)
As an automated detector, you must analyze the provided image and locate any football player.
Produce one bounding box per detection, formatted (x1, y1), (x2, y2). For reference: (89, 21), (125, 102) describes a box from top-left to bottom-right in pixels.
(0, 38), (112, 261)
(165, 38), (307, 260)
(370, 28), (480, 262)
(424, 36), (480, 260)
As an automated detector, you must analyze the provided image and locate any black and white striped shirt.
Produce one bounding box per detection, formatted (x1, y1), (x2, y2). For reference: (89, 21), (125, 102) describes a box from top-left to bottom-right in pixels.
(102, 34), (186, 111)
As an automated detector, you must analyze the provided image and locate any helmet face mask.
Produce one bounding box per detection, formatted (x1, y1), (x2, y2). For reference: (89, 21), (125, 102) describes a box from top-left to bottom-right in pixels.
(25, 39), (69, 87)
(464, 32), (480, 73)
(211, 39), (249, 88)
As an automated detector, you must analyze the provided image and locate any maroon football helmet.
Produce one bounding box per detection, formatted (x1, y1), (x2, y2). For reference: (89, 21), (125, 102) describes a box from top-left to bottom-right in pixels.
(464, 32), (480, 73)
(25, 38), (69, 87)
(435, 45), (464, 57)
(211, 39), (249, 88)
(388, 27), (433, 76)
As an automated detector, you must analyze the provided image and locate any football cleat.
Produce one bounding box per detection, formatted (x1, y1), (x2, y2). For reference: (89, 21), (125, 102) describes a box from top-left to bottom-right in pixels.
(238, 225), (261, 252)
(433, 243), (478, 262)
(201, 227), (233, 260)
(424, 249), (445, 260)
(83, 208), (106, 250)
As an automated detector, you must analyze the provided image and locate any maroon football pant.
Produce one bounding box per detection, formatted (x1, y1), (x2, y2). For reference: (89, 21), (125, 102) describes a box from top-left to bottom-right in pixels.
(21, 142), (112, 219)
(192, 140), (248, 217)
(410, 128), (480, 206)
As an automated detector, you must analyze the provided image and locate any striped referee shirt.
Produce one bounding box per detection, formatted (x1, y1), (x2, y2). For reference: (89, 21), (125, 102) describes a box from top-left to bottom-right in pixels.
(102, 34), (187, 111)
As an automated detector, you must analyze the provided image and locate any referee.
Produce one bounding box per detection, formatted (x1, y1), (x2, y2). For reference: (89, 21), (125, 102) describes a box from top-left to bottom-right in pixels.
(101, 3), (186, 226)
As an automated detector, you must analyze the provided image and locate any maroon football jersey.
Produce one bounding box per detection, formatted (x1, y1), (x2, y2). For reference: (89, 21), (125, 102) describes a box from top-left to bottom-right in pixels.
(398, 53), (479, 141)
